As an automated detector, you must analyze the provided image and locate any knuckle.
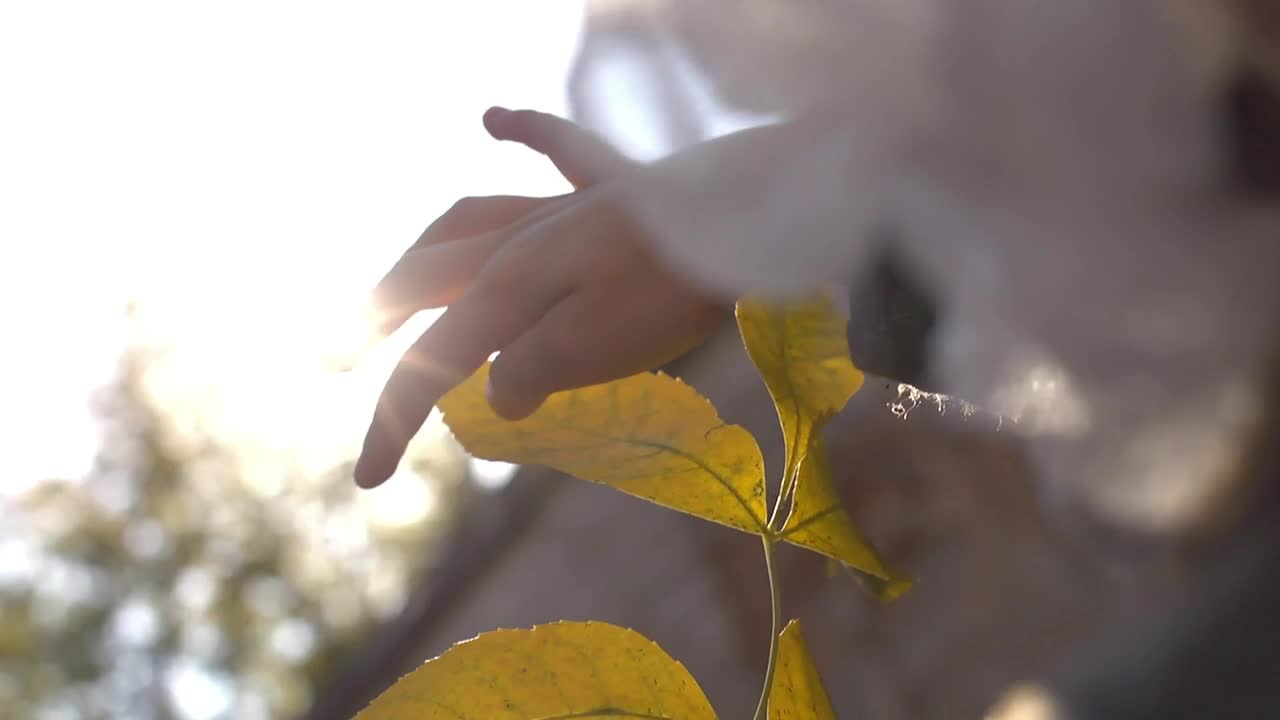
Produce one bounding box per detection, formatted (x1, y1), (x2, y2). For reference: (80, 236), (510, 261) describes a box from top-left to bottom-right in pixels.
(469, 261), (525, 306)
(530, 326), (578, 372)
(415, 196), (488, 248)
(447, 196), (485, 216)
(500, 328), (578, 392)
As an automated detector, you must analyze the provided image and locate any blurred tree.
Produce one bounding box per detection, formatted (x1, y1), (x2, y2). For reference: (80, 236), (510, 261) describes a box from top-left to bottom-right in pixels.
(0, 335), (473, 719)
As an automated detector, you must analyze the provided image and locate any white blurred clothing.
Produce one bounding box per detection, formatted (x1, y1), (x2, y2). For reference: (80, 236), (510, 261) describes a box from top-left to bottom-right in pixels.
(568, 0), (1280, 532)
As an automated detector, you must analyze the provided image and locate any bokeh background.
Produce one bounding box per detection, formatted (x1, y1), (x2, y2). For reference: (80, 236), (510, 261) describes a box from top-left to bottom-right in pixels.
(0, 3), (586, 717)
(7, 3), (1263, 719)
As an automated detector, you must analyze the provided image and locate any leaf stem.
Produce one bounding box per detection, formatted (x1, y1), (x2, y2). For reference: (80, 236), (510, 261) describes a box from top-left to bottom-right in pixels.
(752, 535), (782, 720)
(766, 463), (797, 530)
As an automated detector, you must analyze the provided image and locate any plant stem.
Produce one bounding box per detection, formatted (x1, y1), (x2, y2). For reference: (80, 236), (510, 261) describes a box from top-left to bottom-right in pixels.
(751, 535), (782, 720)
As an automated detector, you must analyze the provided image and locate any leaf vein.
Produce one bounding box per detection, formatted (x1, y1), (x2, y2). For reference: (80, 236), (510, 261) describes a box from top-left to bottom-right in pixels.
(780, 503), (842, 536)
(625, 437), (764, 531)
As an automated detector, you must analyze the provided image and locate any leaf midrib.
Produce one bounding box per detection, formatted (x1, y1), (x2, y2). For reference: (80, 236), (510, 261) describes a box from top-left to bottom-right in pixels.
(528, 418), (766, 533)
(625, 437), (766, 533)
(766, 310), (806, 511)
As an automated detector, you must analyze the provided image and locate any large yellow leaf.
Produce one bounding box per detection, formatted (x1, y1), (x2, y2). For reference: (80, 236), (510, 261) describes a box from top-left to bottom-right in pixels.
(768, 620), (837, 720)
(358, 621), (718, 720)
(736, 295), (863, 496)
(780, 434), (913, 599)
(439, 364), (768, 534)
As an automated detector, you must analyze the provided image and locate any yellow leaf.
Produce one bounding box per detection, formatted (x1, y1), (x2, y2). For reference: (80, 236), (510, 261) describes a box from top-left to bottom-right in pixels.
(780, 433), (912, 599)
(358, 621), (718, 720)
(736, 295), (863, 497)
(737, 294), (908, 597)
(439, 364), (768, 534)
(768, 620), (837, 720)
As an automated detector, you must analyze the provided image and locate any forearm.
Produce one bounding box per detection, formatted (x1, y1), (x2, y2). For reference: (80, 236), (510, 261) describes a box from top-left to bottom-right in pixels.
(614, 108), (906, 300)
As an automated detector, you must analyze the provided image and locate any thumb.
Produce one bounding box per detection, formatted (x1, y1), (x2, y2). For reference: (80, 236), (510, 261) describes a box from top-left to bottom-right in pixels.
(483, 107), (634, 188)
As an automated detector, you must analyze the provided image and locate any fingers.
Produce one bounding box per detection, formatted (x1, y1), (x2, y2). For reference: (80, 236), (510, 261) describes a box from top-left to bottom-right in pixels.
(356, 108), (640, 485)
(484, 106), (633, 188)
(368, 108), (629, 338)
(486, 280), (727, 420)
(355, 241), (570, 488)
(374, 193), (572, 335)
(408, 195), (555, 252)
(373, 230), (506, 334)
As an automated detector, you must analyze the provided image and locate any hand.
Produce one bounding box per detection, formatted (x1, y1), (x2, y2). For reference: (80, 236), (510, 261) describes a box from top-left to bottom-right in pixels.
(355, 108), (729, 488)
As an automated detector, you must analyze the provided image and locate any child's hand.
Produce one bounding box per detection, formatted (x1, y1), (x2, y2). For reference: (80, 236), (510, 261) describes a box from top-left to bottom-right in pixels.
(355, 108), (728, 488)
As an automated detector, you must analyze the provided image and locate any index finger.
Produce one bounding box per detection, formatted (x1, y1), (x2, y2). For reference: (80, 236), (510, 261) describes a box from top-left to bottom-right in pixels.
(354, 240), (571, 488)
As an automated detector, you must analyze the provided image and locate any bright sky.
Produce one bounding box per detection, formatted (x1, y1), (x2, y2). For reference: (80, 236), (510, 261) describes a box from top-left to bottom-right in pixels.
(0, 5), (783, 718)
(0, 1), (586, 493)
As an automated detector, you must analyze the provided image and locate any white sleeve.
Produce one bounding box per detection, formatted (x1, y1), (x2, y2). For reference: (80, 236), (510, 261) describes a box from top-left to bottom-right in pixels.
(613, 109), (902, 301)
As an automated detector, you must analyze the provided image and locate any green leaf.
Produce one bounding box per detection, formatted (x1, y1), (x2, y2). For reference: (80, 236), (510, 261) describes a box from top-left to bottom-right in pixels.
(358, 621), (718, 719)
(779, 433), (913, 599)
(439, 363), (768, 534)
(736, 294), (863, 498)
(768, 620), (837, 720)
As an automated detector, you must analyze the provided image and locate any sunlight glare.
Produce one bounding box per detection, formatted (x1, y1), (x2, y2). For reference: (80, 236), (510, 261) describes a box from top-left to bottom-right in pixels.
(986, 684), (1065, 720)
(0, 0), (587, 488)
(470, 458), (519, 491)
(358, 470), (438, 529)
(0, 2), (588, 716)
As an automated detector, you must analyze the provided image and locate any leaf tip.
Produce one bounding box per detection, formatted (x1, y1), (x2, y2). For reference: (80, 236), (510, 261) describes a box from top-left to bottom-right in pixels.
(851, 568), (915, 602)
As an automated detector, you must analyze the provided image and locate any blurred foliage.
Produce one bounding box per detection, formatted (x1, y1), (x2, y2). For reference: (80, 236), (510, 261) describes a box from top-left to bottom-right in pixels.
(0, 343), (475, 720)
